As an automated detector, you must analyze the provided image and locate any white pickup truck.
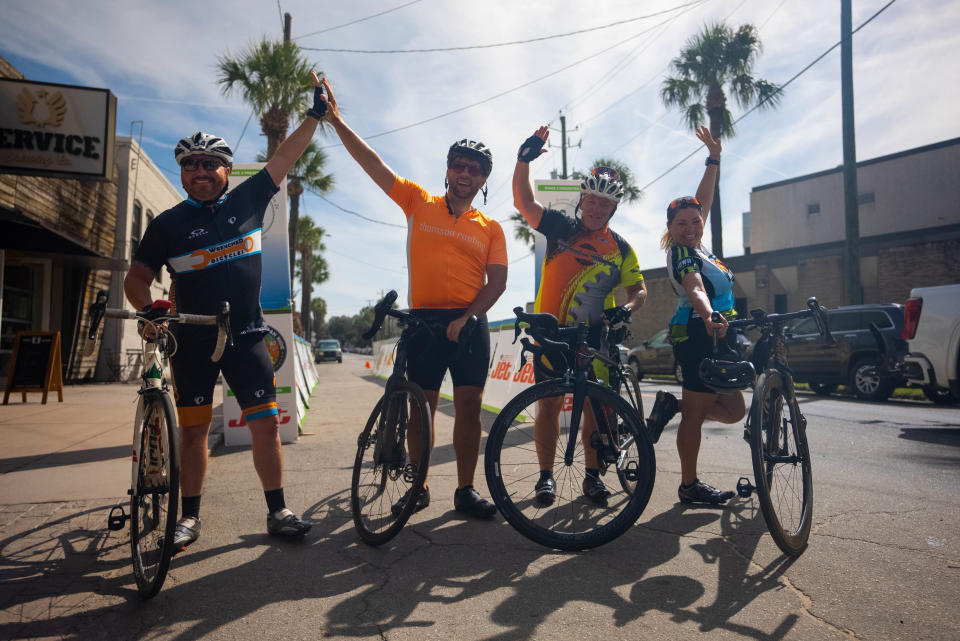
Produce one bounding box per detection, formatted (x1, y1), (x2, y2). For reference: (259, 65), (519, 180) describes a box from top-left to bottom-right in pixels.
(902, 283), (960, 405)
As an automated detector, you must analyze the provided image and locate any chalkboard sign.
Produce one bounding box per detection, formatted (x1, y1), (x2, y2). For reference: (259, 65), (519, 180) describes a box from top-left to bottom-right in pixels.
(3, 331), (63, 404)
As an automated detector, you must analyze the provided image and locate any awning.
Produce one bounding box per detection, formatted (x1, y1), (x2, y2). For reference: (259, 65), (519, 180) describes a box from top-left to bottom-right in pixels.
(0, 207), (127, 271)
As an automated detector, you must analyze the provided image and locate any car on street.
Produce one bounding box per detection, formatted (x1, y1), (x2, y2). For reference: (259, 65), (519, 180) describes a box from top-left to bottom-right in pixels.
(315, 338), (343, 363)
(627, 328), (682, 383)
(785, 303), (907, 401)
(901, 283), (960, 405)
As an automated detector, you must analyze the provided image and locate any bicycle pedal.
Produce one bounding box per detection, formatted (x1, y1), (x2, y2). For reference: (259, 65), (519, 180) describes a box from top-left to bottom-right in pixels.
(736, 477), (755, 498)
(107, 505), (128, 531)
(622, 460), (640, 482)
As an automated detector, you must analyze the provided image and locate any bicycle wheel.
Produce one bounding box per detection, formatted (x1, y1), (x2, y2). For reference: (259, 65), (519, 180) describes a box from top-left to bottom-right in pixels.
(351, 380), (431, 545)
(750, 370), (813, 557)
(485, 378), (655, 551)
(130, 391), (179, 598)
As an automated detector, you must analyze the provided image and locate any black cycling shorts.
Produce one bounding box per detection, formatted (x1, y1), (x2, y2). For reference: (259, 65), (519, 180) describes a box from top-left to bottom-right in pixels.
(405, 309), (490, 391)
(673, 317), (739, 394)
(171, 328), (277, 426)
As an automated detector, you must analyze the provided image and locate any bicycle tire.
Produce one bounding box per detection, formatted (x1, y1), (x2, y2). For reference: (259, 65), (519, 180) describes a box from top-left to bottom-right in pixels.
(351, 380), (431, 545)
(130, 391), (179, 598)
(750, 370), (813, 557)
(485, 378), (655, 551)
(614, 367), (645, 496)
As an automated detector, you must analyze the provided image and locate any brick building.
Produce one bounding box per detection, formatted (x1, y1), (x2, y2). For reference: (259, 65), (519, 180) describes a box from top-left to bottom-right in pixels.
(623, 137), (960, 345)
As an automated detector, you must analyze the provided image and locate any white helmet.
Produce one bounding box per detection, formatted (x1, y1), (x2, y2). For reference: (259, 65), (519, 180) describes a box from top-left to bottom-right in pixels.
(580, 165), (624, 204)
(174, 132), (234, 166)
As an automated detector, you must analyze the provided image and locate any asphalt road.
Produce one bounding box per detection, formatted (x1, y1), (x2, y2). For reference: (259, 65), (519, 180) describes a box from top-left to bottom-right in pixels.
(1, 352), (957, 640)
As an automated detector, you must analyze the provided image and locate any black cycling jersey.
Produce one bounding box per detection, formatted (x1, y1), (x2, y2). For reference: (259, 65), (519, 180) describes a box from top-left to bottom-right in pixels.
(133, 169), (279, 335)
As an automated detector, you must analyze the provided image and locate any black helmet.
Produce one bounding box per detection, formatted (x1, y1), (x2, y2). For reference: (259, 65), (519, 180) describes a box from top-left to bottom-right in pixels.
(698, 357), (756, 393)
(447, 139), (493, 176)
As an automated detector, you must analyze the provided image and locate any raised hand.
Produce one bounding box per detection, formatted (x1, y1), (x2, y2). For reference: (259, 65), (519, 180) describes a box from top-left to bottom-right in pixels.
(696, 125), (721, 159)
(517, 125), (550, 163)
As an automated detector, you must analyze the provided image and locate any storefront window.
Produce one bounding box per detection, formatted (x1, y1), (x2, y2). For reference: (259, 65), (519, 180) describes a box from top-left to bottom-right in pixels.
(0, 264), (41, 377)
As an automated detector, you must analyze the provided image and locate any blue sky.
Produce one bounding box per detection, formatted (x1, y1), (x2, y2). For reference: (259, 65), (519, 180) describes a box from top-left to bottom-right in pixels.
(3, 0), (958, 321)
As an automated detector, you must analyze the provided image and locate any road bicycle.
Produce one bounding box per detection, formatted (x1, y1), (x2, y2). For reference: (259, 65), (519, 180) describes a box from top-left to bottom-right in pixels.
(484, 307), (656, 551)
(86, 291), (231, 598)
(352, 290), (475, 545)
(720, 297), (832, 557)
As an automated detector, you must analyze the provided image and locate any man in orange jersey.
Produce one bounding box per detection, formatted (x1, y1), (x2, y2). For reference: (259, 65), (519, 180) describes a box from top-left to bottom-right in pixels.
(320, 77), (507, 518)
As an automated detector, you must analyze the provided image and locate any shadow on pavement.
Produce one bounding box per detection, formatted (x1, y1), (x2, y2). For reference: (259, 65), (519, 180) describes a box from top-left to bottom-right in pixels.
(0, 445), (131, 473)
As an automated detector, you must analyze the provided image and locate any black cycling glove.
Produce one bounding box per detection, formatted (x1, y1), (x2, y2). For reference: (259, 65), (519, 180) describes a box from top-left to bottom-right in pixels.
(603, 305), (631, 327)
(517, 135), (546, 163)
(306, 84), (327, 120)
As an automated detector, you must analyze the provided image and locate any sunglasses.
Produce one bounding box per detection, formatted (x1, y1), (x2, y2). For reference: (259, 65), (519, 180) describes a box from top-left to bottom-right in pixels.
(667, 196), (702, 220)
(448, 160), (484, 177)
(181, 157), (225, 172)
(592, 165), (620, 181)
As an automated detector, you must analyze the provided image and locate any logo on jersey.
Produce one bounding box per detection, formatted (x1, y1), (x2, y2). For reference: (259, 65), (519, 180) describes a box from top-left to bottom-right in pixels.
(188, 228), (207, 239)
(227, 216), (237, 225)
(263, 325), (287, 372)
(168, 228), (263, 273)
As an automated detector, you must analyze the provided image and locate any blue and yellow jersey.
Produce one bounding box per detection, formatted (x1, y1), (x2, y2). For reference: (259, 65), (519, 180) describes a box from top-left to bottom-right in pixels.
(667, 243), (736, 341)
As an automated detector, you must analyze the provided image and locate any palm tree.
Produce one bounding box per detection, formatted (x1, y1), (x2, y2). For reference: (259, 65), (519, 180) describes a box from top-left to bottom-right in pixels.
(295, 217), (329, 341)
(217, 39), (315, 160)
(661, 22), (782, 257)
(510, 211), (536, 251)
(310, 297), (327, 339)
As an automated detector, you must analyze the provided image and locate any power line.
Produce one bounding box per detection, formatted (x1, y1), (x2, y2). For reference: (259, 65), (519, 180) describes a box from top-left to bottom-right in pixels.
(510, 251), (534, 265)
(315, 20), (680, 149)
(639, 0), (898, 193)
(561, 0), (708, 114)
(294, 0), (424, 40)
(300, 1), (705, 53)
(317, 194), (406, 228)
(233, 109), (256, 156)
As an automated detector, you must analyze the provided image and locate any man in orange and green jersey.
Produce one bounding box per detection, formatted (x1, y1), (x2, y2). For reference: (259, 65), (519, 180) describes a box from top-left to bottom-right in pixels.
(513, 125), (647, 507)
(319, 77), (507, 519)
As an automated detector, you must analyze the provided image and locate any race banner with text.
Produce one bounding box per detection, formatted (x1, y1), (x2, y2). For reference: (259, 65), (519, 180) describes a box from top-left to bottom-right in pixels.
(221, 164), (298, 445)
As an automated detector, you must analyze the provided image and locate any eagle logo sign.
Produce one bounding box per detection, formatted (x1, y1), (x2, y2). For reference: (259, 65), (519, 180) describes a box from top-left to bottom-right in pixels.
(16, 88), (67, 128)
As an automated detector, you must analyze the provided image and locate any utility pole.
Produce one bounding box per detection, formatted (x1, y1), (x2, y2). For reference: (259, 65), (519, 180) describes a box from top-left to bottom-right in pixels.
(841, 0), (863, 304)
(284, 12), (291, 43)
(553, 113), (580, 179)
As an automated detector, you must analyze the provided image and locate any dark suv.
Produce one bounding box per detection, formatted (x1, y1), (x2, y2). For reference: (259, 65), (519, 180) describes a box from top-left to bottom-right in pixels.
(785, 303), (907, 401)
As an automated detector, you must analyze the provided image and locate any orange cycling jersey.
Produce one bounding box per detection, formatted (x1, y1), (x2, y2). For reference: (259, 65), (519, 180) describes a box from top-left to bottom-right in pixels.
(388, 177), (507, 309)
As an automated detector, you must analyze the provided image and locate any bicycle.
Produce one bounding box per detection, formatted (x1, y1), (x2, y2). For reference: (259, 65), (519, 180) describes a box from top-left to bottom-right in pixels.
(351, 290), (476, 545)
(484, 307), (656, 551)
(86, 290), (232, 598)
(715, 297), (832, 557)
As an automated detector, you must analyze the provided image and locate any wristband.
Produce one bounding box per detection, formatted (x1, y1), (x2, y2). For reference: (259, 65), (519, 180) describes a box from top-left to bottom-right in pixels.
(705, 157), (720, 166)
(517, 135), (546, 163)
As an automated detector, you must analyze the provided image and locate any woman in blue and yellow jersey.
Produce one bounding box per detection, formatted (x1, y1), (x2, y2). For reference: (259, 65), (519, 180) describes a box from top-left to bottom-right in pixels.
(645, 126), (745, 506)
(513, 125), (647, 508)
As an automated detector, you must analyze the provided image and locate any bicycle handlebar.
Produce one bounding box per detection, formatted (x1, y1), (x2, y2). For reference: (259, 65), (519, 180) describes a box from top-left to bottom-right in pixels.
(726, 297), (834, 343)
(85, 290), (233, 362)
(362, 290), (478, 359)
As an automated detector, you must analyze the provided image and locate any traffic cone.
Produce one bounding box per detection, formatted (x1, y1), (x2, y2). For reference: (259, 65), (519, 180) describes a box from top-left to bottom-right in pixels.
(365, 361), (371, 369)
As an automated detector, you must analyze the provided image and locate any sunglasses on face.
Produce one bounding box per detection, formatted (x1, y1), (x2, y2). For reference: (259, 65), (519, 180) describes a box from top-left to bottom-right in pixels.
(448, 161), (484, 177)
(591, 165), (620, 181)
(181, 158), (225, 172)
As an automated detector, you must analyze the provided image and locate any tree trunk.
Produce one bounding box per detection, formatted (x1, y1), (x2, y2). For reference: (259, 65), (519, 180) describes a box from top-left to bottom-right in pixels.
(287, 179), (303, 288)
(300, 250), (311, 341)
(260, 105), (288, 160)
(706, 83), (726, 258)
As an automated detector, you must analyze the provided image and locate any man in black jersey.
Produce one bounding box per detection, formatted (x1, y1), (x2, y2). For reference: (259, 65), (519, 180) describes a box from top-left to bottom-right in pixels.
(123, 71), (329, 550)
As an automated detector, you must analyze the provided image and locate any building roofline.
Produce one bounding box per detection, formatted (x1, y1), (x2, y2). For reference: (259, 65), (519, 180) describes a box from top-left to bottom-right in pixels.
(752, 137), (960, 193)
